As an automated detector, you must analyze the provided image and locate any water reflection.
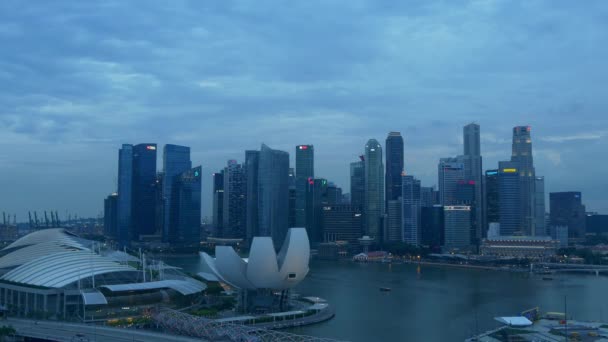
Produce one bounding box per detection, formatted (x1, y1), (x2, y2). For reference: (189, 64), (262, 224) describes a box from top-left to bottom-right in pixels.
(162, 255), (608, 342)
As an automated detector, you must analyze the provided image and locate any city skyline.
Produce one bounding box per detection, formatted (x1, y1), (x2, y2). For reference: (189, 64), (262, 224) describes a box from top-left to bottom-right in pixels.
(2, 1), (608, 219)
(1, 123), (607, 221)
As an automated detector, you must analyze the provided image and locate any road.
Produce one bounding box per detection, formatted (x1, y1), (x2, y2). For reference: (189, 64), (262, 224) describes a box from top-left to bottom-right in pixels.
(6, 318), (205, 342)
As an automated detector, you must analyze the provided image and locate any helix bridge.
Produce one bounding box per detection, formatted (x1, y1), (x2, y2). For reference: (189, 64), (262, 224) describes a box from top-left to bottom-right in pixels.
(153, 308), (346, 342)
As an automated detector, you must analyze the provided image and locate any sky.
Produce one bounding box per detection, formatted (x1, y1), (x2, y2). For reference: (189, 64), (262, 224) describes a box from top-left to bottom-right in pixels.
(1, 0), (608, 221)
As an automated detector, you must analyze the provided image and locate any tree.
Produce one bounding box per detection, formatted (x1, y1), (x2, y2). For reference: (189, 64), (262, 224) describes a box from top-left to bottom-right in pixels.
(0, 325), (16, 342)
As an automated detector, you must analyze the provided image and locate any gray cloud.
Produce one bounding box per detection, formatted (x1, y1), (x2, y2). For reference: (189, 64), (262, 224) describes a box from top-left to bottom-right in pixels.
(1, 0), (608, 219)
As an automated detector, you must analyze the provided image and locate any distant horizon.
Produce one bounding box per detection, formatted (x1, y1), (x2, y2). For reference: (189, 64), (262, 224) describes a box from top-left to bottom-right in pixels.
(1, 1), (607, 219)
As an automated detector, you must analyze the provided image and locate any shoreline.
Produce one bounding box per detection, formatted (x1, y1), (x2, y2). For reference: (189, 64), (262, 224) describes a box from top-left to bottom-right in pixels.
(414, 261), (517, 272)
(346, 259), (521, 272)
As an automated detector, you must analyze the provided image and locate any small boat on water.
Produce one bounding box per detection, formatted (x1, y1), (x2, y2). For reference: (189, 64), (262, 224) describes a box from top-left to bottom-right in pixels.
(379, 287), (392, 292)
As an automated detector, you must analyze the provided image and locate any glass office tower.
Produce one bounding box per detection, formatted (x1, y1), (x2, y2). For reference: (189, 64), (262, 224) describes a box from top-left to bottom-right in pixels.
(257, 144), (290, 247)
(364, 139), (384, 240)
(170, 166), (202, 245)
(132, 143), (157, 237)
(222, 160), (247, 239)
(295, 145), (314, 228)
(385, 132), (404, 208)
(498, 161), (521, 236)
(117, 144), (134, 247)
(402, 175), (421, 245)
(162, 144), (192, 242)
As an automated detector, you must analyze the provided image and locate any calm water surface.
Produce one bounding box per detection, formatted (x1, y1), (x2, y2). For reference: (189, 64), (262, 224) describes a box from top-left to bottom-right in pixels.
(164, 256), (608, 342)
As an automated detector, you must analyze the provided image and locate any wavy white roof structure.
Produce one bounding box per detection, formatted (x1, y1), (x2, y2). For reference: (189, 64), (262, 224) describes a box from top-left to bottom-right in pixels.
(200, 228), (310, 290)
(0, 229), (206, 304)
(2, 250), (137, 288)
(3, 228), (85, 251)
(0, 229), (138, 289)
(0, 240), (89, 270)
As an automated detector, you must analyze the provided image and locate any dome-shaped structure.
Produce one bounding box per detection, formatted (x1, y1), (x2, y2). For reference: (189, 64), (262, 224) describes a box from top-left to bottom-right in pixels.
(200, 228), (310, 290)
(0, 229), (90, 270)
(0, 229), (206, 321)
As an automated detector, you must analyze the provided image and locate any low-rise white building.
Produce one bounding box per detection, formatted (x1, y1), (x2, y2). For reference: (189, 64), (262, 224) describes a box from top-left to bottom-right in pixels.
(480, 236), (559, 258)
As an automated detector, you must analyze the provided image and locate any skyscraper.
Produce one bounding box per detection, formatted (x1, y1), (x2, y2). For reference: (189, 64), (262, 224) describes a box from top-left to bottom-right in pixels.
(511, 126), (536, 235)
(169, 166), (202, 245)
(438, 158), (465, 205)
(386, 200), (402, 242)
(350, 158), (365, 209)
(212, 171), (224, 237)
(295, 145), (314, 228)
(444, 205), (472, 251)
(455, 180), (476, 204)
(535, 176), (546, 236)
(154, 172), (164, 236)
(385, 132), (404, 208)
(455, 180), (477, 245)
(104, 193), (118, 238)
(421, 205), (444, 251)
(364, 139), (384, 240)
(257, 144), (290, 247)
(402, 175), (421, 245)
(550, 192), (586, 239)
(484, 169), (500, 232)
(462, 123), (484, 243)
(222, 160), (247, 239)
(162, 144), (192, 242)
(498, 161), (521, 236)
(245, 150), (260, 241)
(295, 145), (314, 180)
(326, 182), (342, 205)
(309, 178), (329, 244)
(117, 144), (134, 247)
(586, 213), (608, 235)
(464, 123), (481, 156)
(288, 168), (297, 229)
(132, 144), (157, 238)
(420, 187), (436, 207)
(245, 150), (260, 243)
(322, 204), (363, 245)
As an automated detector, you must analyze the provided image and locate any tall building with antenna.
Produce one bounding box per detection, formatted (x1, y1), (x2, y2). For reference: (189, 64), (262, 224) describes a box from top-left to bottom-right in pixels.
(462, 123), (483, 243)
(511, 126), (536, 236)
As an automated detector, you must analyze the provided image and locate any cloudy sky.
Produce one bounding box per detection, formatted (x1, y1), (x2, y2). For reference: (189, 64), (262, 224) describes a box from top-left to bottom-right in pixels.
(1, 0), (607, 221)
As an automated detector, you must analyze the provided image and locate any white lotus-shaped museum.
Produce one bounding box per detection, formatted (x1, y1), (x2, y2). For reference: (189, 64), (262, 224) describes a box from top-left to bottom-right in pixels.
(199, 228), (310, 290)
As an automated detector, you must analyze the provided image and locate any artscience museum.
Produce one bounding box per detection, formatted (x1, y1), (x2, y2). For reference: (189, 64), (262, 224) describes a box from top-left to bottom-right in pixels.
(199, 227), (311, 312)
